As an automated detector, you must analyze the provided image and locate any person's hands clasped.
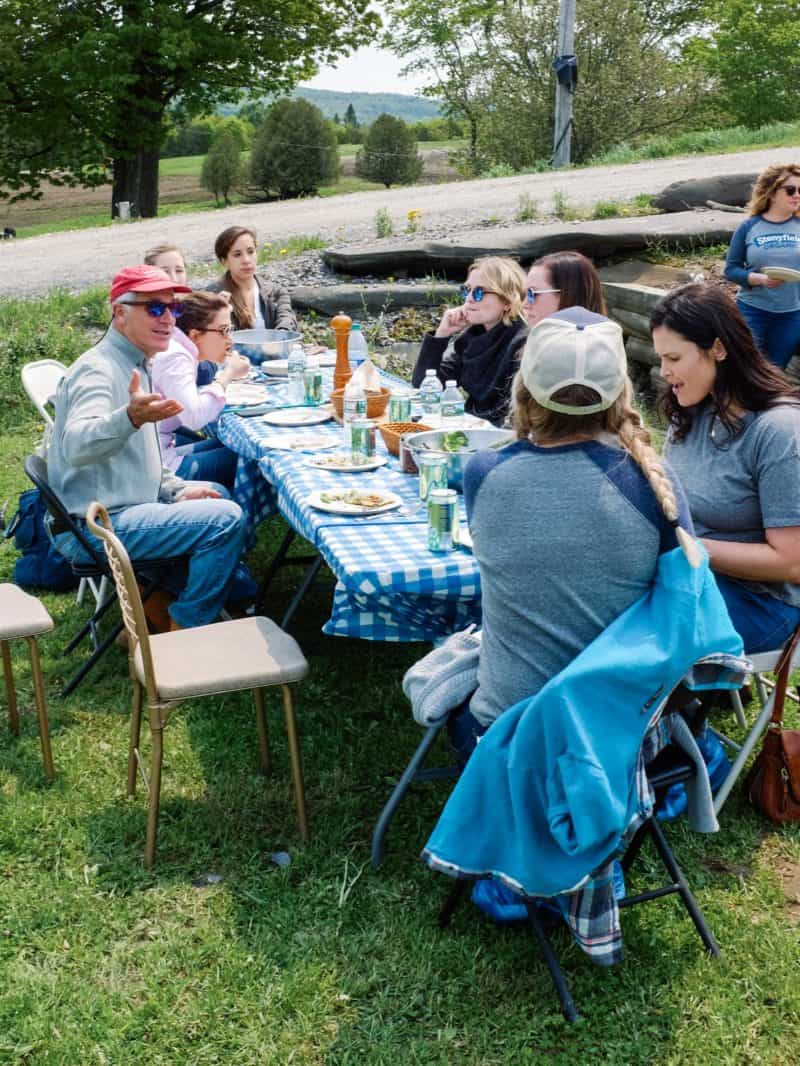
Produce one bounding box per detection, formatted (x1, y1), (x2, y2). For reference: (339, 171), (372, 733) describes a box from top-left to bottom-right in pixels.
(216, 353), (250, 386)
(177, 484), (222, 501)
(127, 369), (183, 427)
(435, 305), (470, 338)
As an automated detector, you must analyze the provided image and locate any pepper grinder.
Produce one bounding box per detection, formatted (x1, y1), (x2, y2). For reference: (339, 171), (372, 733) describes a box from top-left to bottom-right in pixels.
(332, 311), (353, 392)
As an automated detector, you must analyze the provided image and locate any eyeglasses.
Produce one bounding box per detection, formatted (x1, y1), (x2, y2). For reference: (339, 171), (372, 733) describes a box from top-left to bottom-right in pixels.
(526, 288), (560, 305)
(460, 284), (500, 302)
(125, 299), (184, 318)
(201, 325), (233, 337)
(779, 184), (800, 197)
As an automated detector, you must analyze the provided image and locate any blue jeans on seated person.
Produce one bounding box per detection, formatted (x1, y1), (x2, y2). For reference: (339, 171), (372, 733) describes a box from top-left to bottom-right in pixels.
(715, 574), (800, 655)
(737, 301), (800, 370)
(447, 700), (489, 765)
(54, 498), (246, 629)
(176, 438), (238, 492)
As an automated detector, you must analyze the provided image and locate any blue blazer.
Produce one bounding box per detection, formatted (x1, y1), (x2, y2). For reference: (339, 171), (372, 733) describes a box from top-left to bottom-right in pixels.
(422, 546), (745, 897)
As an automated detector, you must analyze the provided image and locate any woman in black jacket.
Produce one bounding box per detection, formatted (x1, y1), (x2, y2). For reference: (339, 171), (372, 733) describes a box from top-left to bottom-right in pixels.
(412, 256), (527, 426)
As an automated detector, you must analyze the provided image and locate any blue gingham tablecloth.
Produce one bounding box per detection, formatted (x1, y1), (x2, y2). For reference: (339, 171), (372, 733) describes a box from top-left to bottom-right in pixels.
(217, 368), (482, 641)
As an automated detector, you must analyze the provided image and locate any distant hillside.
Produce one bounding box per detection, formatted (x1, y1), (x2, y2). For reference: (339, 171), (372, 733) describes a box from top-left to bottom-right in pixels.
(217, 88), (442, 125)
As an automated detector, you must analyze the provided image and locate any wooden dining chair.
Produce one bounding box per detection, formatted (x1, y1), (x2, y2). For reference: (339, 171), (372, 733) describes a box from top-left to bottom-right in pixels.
(86, 502), (310, 867)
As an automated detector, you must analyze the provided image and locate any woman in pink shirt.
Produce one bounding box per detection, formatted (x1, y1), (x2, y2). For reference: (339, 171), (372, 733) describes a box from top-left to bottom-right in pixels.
(151, 291), (249, 489)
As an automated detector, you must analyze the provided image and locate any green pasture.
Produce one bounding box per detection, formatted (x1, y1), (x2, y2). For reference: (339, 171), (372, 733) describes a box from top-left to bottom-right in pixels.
(1, 287), (800, 1063)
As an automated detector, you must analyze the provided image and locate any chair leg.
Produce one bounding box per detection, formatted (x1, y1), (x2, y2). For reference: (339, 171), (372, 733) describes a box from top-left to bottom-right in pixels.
(281, 685), (308, 841)
(253, 688), (271, 774)
(646, 817), (720, 956)
(127, 683), (144, 796)
(729, 687), (748, 729)
(526, 903), (580, 1023)
(1, 639), (19, 736)
(144, 726), (164, 869)
(26, 638), (54, 781)
(714, 689), (779, 814)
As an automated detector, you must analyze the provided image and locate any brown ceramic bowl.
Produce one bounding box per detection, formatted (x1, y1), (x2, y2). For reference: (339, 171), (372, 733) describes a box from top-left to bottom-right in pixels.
(330, 385), (391, 423)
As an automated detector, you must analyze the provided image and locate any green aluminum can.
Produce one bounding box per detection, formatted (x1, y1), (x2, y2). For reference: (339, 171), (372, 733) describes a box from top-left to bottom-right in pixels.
(427, 488), (459, 552)
(389, 392), (412, 422)
(418, 452), (448, 500)
(350, 419), (376, 463)
(303, 366), (323, 405)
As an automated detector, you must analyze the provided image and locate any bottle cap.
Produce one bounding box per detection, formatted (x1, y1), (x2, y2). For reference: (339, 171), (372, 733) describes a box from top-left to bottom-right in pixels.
(445, 380), (457, 388)
(351, 323), (362, 331)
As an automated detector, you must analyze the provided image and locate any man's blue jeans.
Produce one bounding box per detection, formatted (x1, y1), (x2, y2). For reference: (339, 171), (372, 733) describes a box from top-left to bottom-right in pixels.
(55, 498), (246, 628)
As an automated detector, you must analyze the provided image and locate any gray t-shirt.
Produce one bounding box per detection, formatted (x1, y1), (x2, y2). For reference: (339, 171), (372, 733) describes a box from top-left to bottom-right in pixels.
(464, 439), (689, 726)
(664, 403), (800, 608)
(725, 214), (800, 314)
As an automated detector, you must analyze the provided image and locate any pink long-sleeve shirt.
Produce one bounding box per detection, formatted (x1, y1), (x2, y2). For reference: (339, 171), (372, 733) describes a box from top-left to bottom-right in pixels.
(151, 328), (226, 471)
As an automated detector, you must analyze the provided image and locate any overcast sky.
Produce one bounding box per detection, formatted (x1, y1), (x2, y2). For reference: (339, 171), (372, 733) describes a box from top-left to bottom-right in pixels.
(302, 44), (430, 95)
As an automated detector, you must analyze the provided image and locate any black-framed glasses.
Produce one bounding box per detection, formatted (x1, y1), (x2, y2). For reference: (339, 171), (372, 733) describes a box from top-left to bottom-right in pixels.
(460, 284), (500, 303)
(779, 184), (800, 197)
(126, 299), (184, 318)
(201, 325), (233, 337)
(526, 287), (560, 305)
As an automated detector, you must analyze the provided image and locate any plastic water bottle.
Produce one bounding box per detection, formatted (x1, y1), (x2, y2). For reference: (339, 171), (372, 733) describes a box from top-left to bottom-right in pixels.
(419, 369), (443, 416)
(441, 379), (465, 421)
(342, 378), (367, 448)
(348, 323), (369, 370)
(287, 343), (306, 404)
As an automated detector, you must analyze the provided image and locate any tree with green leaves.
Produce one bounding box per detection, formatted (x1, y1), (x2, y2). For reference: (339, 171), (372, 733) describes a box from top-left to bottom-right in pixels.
(356, 114), (423, 188)
(344, 103), (359, 128)
(201, 129), (244, 206)
(0, 0), (377, 217)
(250, 98), (339, 200)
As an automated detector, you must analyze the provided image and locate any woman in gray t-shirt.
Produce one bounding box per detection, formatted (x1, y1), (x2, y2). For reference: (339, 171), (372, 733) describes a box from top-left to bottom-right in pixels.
(654, 283), (800, 654)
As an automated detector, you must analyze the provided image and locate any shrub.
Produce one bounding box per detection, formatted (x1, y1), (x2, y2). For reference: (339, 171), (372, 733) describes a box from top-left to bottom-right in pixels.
(250, 99), (339, 200)
(515, 193), (539, 222)
(356, 114), (423, 188)
(201, 129), (244, 206)
(374, 208), (393, 239)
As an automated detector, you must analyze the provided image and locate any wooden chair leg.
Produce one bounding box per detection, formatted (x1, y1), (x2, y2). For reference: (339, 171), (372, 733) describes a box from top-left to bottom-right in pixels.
(26, 637), (54, 781)
(144, 726), (164, 869)
(2, 639), (19, 736)
(128, 683), (144, 797)
(253, 688), (271, 774)
(281, 685), (308, 841)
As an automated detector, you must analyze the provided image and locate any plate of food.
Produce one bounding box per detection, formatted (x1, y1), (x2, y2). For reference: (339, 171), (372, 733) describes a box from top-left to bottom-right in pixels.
(262, 434), (339, 451)
(763, 266), (800, 282)
(305, 453), (388, 472)
(261, 406), (333, 427)
(224, 383), (272, 406)
(306, 488), (402, 515)
(261, 349), (337, 376)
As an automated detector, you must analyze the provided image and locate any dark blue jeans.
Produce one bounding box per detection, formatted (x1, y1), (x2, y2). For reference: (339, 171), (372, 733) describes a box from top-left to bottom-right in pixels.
(715, 574), (800, 655)
(737, 300), (800, 370)
(176, 438), (238, 491)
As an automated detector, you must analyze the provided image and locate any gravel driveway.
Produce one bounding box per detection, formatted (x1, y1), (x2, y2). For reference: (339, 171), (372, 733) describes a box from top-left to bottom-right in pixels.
(1, 146), (798, 298)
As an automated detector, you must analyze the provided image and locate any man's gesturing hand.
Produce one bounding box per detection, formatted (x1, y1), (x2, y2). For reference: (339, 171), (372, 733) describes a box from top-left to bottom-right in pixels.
(127, 370), (183, 428)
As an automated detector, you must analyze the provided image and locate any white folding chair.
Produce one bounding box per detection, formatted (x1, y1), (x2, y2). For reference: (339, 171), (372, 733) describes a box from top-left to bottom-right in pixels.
(21, 360), (109, 610)
(713, 625), (800, 814)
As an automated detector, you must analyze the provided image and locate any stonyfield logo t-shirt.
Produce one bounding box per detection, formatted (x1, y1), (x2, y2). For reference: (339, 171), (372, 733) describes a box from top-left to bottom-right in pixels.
(725, 215), (800, 313)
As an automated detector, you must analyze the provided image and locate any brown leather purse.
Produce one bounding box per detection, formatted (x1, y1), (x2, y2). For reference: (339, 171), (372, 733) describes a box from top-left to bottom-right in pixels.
(744, 627), (800, 823)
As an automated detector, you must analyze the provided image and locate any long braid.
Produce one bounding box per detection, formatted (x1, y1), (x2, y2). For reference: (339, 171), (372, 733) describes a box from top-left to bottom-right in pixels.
(615, 396), (702, 568)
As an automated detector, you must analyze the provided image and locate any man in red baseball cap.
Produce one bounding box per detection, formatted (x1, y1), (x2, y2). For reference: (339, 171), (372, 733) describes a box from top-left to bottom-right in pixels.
(46, 265), (248, 630)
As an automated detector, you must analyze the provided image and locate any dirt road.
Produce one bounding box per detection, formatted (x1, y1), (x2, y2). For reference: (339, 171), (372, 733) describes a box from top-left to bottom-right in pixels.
(1, 146), (797, 298)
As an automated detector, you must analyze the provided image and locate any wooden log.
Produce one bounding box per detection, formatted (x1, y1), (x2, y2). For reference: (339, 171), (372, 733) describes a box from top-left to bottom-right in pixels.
(625, 335), (659, 367)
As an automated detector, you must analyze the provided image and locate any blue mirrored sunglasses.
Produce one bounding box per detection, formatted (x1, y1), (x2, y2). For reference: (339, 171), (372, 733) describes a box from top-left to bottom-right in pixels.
(126, 299), (184, 318)
(525, 288), (560, 305)
(460, 284), (500, 303)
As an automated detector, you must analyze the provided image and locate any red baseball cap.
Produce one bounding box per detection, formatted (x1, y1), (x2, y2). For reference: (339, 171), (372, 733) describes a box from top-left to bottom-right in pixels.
(109, 264), (192, 304)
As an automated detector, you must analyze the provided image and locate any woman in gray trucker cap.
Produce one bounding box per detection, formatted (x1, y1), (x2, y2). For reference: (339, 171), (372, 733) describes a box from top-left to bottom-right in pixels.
(448, 306), (696, 758)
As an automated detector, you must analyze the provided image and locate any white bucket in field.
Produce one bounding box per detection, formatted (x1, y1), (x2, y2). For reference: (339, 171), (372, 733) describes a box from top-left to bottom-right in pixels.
(116, 201), (131, 221)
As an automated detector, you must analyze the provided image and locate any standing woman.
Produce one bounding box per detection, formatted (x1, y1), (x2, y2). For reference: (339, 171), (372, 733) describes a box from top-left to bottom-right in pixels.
(151, 291), (250, 489)
(523, 250), (606, 328)
(412, 256), (527, 426)
(207, 225), (297, 332)
(654, 283), (800, 654)
(724, 163), (800, 368)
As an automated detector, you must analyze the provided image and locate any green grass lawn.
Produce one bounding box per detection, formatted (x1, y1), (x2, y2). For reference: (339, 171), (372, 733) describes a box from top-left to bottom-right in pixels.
(3, 290), (800, 1062)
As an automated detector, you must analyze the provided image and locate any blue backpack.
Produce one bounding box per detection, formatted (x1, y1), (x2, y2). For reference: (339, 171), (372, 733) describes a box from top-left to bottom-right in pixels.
(4, 488), (79, 592)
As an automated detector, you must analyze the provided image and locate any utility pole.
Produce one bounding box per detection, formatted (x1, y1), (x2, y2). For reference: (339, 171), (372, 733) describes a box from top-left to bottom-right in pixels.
(552, 0), (576, 168)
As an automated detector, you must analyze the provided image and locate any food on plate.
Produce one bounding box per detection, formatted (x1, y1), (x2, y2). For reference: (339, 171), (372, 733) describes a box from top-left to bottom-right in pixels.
(319, 490), (393, 508)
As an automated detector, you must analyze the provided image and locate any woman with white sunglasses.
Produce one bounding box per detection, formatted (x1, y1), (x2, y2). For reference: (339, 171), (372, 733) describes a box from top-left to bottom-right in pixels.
(411, 256), (527, 426)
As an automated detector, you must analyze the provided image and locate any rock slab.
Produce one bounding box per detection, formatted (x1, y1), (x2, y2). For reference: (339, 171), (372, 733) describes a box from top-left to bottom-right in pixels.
(651, 173), (756, 213)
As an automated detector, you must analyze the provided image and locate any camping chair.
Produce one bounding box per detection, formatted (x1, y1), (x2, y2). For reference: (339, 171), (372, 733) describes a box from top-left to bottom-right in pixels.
(21, 360), (108, 610)
(86, 501), (309, 867)
(437, 730), (720, 1023)
(23, 455), (184, 697)
(712, 623), (800, 815)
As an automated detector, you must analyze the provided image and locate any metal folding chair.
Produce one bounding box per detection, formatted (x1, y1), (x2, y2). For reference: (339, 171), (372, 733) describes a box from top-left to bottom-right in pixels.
(437, 739), (720, 1022)
(712, 624), (800, 815)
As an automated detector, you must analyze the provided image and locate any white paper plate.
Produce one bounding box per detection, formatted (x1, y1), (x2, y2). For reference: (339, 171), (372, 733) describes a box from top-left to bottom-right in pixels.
(305, 453), (388, 473)
(262, 434), (339, 452)
(225, 384), (272, 406)
(763, 266), (800, 282)
(306, 489), (402, 516)
(261, 406), (333, 427)
(261, 350), (337, 375)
